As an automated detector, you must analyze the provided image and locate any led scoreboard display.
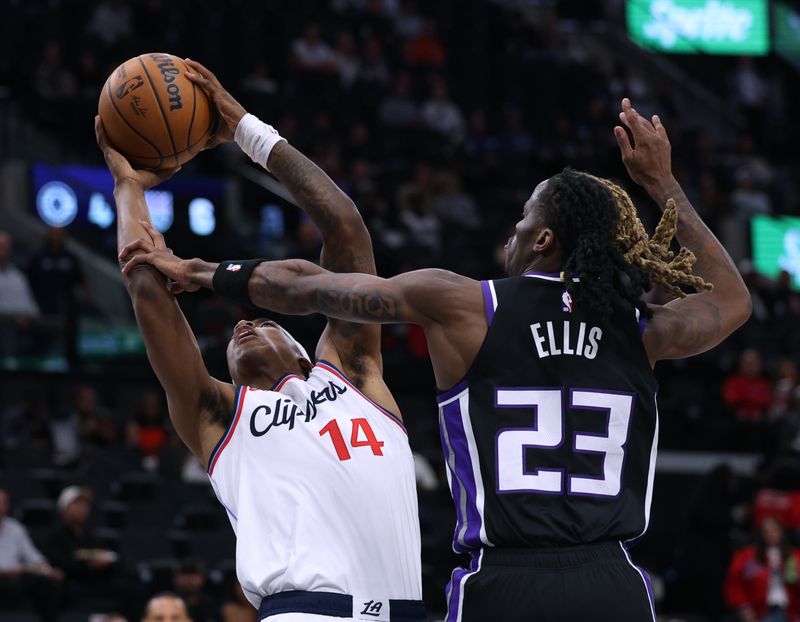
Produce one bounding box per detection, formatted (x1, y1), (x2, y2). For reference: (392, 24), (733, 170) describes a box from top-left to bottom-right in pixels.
(30, 163), (226, 257)
(627, 0), (770, 55)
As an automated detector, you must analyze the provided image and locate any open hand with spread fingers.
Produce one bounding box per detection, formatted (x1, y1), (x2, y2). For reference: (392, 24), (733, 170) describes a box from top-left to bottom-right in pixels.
(613, 98), (673, 192)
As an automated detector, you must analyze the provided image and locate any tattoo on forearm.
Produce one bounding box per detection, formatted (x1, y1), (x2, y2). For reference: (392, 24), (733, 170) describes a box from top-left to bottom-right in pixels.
(314, 288), (399, 321)
(269, 143), (347, 233)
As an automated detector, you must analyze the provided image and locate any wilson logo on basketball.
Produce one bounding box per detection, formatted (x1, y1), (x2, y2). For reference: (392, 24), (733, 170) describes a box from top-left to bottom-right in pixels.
(149, 53), (183, 111)
(115, 76), (144, 100)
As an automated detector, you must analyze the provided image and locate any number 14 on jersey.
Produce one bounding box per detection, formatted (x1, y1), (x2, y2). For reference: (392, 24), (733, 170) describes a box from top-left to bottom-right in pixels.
(320, 418), (385, 461)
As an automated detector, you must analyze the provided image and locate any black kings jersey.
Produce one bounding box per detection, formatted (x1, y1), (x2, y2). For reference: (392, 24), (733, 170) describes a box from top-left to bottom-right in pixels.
(437, 272), (658, 552)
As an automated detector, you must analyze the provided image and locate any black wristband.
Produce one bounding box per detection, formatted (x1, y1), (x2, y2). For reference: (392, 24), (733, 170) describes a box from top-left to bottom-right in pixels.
(212, 260), (266, 307)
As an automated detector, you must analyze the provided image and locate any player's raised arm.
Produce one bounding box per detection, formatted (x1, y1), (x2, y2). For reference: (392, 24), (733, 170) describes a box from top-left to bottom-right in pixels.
(614, 99), (752, 363)
(96, 117), (234, 464)
(185, 58), (387, 385)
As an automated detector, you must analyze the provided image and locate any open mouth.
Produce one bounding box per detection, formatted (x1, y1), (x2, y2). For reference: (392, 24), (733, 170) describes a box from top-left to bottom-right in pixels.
(234, 326), (256, 344)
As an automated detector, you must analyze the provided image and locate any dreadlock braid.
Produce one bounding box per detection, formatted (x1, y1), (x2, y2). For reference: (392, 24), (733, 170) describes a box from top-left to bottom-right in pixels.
(582, 174), (713, 299)
(540, 169), (712, 321)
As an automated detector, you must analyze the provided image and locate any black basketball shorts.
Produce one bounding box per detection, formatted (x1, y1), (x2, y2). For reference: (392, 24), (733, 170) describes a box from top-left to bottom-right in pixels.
(445, 541), (655, 622)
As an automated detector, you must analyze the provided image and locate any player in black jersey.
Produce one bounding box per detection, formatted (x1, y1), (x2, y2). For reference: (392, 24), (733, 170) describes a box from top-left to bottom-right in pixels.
(125, 99), (752, 621)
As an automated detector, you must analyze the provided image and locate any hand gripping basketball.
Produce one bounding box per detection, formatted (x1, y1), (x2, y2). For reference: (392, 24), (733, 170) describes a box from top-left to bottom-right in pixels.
(184, 58), (248, 150)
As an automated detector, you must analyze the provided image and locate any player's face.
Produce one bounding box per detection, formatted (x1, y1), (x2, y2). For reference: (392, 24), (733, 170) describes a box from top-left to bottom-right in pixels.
(226, 319), (305, 386)
(505, 180), (549, 276)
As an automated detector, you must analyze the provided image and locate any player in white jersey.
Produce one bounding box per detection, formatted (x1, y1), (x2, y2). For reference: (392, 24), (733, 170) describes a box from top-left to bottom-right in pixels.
(96, 59), (424, 622)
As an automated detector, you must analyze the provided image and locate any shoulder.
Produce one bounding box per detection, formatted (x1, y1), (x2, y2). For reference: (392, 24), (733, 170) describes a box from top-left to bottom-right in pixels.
(3, 516), (25, 533)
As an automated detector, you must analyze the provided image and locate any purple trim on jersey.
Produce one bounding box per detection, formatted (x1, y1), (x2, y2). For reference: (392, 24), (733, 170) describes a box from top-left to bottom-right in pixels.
(440, 394), (483, 552)
(638, 316), (647, 336)
(523, 271), (560, 277)
(480, 280), (495, 326)
(621, 543), (657, 620)
(445, 551), (482, 622)
(437, 378), (470, 405)
(438, 417), (466, 553)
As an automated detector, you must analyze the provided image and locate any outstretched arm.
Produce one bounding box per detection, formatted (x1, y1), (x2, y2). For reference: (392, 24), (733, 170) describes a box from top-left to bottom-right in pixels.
(97, 118), (233, 464)
(614, 99), (752, 363)
(185, 58), (381, 381)
(119, 249), (485, 389)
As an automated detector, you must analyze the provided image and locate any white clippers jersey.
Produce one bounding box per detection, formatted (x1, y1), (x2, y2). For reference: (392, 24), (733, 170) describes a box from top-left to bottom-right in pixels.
(207, 360), (421, 609)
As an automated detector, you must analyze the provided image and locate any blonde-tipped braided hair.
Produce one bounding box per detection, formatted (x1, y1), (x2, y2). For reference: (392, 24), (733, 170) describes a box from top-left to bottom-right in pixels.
(539, 169), (712, 321)
(577, 172), (713, 298)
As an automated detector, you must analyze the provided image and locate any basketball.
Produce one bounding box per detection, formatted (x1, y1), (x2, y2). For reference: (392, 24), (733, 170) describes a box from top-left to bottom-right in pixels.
(98, 53), (214, 170)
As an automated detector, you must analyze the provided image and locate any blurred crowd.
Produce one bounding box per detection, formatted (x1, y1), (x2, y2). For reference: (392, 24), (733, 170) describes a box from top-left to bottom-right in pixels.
(2, 0), (800, 620)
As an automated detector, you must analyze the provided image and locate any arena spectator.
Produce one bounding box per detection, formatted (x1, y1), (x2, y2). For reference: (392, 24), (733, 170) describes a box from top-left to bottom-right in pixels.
(27, 227), (86, 317)
(393, 0), (424, 39)
(51, 384), (117, 466)
(421, 78), (465, 143)
(221, 582), (257, 622)
(171, 559), (218, 622)
(432, 171), (481, 230)
(404, 17), (446, 68)
(378, 72), (420, 129)
(43, 486), (117, 605)
(0, 487), (62, 621)
(0, 395), (53, 457)
(129, 391), (168, 463)
(771, 359), (799, 420)
(0, 231), (40, 359)
(723, 349), (773, 422)
(333, 31), (360, 90)
(291, 23), (337, 74)
(141, 593), (192, 622)
(86, 0), (134, 48)
(724, 517), (800, 622)
(27, 227), (87, 366)
(32, 40), (77, 103)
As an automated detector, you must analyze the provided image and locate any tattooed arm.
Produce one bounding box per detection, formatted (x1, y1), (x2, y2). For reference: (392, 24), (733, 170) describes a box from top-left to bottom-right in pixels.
(121, 253), (485, 389)
(185, 59), (381, 386)
(266, 142), (384, 380)
(615, 99), (752, 363)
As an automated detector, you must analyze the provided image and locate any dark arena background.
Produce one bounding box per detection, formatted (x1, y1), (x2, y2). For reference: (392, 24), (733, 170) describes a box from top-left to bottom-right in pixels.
(1, 1), (800, 621)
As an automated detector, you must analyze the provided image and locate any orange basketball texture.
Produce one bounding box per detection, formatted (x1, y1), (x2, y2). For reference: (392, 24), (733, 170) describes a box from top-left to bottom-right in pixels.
(98, 53), (214, 169)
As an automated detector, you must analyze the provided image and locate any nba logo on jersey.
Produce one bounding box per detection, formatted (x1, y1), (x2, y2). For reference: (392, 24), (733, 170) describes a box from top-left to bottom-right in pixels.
(353, 595), (390, 621)
(561, 290), (573, 313)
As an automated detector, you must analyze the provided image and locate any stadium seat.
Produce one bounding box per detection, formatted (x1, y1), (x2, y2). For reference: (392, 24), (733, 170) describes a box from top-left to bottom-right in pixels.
(111, 471), (159, 502)
(14, 497), (55, 528)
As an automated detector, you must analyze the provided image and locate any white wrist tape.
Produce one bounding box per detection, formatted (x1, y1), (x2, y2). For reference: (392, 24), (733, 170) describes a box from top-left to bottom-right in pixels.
(234, 113), (286, 171)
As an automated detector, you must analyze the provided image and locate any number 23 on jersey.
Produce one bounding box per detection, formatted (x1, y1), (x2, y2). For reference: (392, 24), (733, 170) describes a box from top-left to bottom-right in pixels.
(495, 387), (634, 497)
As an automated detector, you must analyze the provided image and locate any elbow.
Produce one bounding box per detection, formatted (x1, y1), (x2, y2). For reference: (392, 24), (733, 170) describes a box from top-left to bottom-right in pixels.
(735, 287), (753, 327)
(725, 286), (752, 331)
(124, 265), (168, 302)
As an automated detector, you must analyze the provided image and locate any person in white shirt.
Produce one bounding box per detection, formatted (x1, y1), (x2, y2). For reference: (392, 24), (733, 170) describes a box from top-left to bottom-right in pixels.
(0, 488), (63, 620)
(0, 231), (40, 359)
(99, 58), (424, 622)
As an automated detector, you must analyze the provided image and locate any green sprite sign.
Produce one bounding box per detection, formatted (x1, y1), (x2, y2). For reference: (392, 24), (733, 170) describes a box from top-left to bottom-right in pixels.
(627, 0), (769, 55)
(752, 215), (800, 290)
(773, 1), (800, 69)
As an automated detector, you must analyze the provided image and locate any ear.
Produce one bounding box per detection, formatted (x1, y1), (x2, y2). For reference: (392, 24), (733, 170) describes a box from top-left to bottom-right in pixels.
(532, 227), (558, 255)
